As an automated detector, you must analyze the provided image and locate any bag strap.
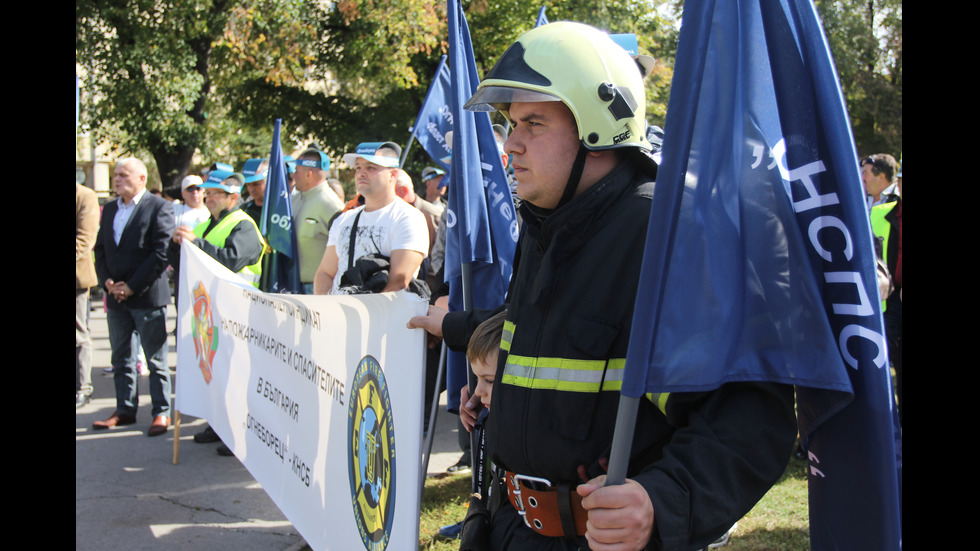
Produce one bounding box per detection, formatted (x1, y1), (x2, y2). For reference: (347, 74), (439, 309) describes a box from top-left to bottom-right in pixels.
(348, 209), (363, 273)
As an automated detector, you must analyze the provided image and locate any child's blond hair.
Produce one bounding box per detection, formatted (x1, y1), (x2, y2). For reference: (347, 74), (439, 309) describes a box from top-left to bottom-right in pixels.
(466, 310), (507, 365)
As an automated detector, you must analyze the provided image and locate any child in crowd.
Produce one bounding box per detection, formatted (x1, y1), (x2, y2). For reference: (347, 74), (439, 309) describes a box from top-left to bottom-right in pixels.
(440, 309), (506, 542)
(459, 309), (506, 433)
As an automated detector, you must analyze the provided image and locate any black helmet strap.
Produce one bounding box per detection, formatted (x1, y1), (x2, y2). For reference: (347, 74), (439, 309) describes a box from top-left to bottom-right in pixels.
(555, 144), (589, 211)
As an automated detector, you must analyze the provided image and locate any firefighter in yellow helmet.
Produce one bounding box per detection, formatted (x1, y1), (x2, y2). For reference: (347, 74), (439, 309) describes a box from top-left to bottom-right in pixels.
(441, 21), (798, 551)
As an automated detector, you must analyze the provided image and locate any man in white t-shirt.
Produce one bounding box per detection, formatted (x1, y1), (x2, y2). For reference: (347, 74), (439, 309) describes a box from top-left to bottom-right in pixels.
(313, 141), (429, 295)
(172, 175), (211, 230)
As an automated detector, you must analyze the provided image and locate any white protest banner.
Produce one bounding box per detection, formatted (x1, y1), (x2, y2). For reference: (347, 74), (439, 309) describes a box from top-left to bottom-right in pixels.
(176, 244), (428, 551)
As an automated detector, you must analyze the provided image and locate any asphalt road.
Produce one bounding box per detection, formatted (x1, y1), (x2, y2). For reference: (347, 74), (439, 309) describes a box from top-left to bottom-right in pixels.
(76, 298), (468, 550)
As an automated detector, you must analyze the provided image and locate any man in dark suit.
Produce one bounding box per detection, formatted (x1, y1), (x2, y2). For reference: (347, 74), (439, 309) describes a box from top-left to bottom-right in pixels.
(93, 158), (176, 437)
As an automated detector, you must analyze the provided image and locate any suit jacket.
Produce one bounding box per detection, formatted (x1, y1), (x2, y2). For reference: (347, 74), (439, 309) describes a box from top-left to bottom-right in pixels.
(94, 192), (175, 310)
(882, 198), (902, 304)
(76, 183), (100, 290)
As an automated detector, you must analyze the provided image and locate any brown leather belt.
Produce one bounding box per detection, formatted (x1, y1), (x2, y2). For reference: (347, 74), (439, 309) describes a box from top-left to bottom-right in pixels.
(504, 470), (588, 538)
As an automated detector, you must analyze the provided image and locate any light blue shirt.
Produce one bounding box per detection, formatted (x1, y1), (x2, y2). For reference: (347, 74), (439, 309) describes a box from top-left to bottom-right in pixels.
(866, 182), (898, 211)
(113, 188), (147, 244)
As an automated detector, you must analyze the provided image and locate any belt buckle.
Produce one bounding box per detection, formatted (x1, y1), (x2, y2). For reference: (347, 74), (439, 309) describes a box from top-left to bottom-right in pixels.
(510, 473), (552, 531)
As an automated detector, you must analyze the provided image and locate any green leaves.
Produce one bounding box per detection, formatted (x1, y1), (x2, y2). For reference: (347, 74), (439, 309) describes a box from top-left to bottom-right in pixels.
(816, 0), (902, 157)
(77, 0), (319, 191)
(78, 0), (899, 192)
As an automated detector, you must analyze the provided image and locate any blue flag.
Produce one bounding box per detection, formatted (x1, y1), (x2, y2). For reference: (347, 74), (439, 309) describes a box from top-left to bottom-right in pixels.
(535, 6), (549, 27)
(410, 55), (454, 171)
(444, 0), (520, 411)
(621, 0), (901, 549)
(260, 119), (302, 294)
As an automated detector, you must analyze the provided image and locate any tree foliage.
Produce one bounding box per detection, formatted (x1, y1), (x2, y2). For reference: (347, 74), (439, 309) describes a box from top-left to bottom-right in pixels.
(77, 0), (680, 187)
(506, 0), (680, 125)
(323, 0), (446, 99)
(232, 0), (679, 171)
(816, 0), (902, 158)
(223, 0), (447, 160)
(77, 0), (899, 191)
(76, 0), (318, 194)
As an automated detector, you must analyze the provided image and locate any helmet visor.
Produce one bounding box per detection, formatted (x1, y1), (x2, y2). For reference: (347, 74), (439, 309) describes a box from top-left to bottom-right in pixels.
(464, 85), (561, 112)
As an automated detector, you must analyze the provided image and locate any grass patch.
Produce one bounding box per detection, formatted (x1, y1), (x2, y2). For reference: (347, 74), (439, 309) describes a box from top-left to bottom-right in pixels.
(419, 455), (812, 550)
(727, 454), (811, 550)
(419, 473), (472, 550)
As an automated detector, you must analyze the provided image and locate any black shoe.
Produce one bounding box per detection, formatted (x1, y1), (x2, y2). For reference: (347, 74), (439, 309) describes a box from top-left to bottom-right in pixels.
(216, 443), (234, 456)
(436, 521), (464, 540)
(193, 425), (220, 444)
(447, 456), (471, 474)
(75, 391), (92, 409)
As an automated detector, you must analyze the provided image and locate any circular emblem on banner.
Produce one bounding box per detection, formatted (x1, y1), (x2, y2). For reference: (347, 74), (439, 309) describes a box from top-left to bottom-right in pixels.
(348, 355), (396, 551)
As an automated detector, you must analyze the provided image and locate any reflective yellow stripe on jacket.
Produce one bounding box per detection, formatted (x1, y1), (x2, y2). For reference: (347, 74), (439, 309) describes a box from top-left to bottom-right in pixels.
(500, 320), (623, 392)
(500, 320), (670, 413)
(502, 355), (626, 392)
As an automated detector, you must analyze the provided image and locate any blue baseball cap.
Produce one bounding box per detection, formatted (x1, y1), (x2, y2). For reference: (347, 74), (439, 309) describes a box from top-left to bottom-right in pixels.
(200, 170), (244, 194)
(342, 142), (401, 169)
(242, 158), (268, 183)
(421, 166), (445, 183)
(284, 156), (297, 174)
(296, 148), (331, 171)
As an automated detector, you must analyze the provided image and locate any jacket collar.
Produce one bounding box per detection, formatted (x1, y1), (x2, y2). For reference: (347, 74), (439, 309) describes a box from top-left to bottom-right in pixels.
(518, 157), (641, 306)
(521, 156), (638, 249)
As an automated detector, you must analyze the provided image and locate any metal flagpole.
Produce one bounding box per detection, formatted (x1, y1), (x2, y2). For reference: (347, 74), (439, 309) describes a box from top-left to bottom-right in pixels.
(604, 397), (639, 485)
(460, 263), (478, 493)
(419, 341), (448, 495)
(399, 134), (414, 168)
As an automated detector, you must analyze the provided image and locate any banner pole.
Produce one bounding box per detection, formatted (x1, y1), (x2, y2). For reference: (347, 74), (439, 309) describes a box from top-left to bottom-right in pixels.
(419, 342), (448, 495)
(399, 136), (414, 168)
(459, 263), (479, 492)
(172, 410), (181, 465)
(604, 397), (638, 485)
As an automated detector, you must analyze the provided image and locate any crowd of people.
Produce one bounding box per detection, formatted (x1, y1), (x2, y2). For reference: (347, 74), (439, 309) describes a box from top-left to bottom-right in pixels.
(74, 143), (456, 440)
(75, 20), (902, 551)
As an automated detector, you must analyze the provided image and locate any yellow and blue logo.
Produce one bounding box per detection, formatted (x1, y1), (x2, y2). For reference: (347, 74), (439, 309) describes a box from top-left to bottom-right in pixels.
(348, 356), (396, 550)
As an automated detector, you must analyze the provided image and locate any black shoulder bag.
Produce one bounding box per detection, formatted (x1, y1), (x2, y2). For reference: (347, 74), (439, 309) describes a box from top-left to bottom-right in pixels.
(337, 209), (430, 299)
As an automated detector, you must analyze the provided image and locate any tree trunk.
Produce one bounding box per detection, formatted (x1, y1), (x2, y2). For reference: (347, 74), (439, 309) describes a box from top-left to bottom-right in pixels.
(154, 22), (218, 199)
(154, 144), (198, 199)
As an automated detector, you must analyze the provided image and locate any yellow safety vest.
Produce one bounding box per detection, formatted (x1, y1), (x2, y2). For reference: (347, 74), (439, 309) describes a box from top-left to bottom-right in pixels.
(870, 202), (896, 312)
(193, 210), (267, 288)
